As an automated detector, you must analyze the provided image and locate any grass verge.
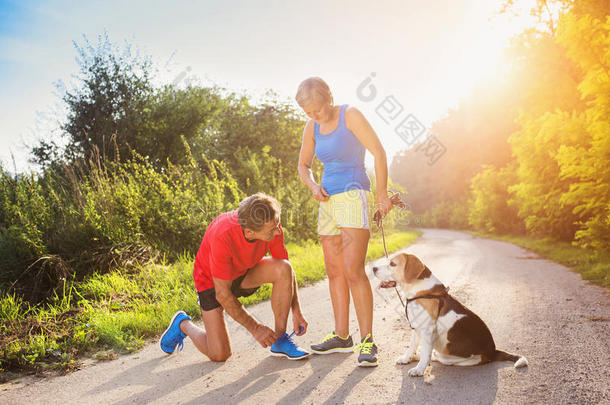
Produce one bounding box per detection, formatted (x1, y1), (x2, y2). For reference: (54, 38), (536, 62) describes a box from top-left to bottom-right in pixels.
(0, 229), (420, 380)
(467, 230), (610, 288)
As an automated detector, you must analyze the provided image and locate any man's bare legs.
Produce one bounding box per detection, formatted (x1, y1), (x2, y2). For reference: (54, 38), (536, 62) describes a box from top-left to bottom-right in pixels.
(239, 257), (295, 336)
(180, 307), (231, 361)
(179, 257), (295, 361)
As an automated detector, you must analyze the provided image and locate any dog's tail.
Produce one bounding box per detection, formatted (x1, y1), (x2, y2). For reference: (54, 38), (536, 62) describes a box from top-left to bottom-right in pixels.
(493, 350), (528, 368)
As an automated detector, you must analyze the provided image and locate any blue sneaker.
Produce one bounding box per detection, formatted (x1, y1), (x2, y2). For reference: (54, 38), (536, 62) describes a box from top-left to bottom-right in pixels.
(270, 332), (310, 360)
(159, 310), (191, 354)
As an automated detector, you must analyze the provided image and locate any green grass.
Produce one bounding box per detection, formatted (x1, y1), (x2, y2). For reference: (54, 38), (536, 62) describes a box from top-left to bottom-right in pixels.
(467, 230), (610, 288)
(0, 229), (420, 379)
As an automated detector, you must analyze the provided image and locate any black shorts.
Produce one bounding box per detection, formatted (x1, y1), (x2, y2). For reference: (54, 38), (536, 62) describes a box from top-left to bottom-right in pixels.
(197, 272), (260, 311)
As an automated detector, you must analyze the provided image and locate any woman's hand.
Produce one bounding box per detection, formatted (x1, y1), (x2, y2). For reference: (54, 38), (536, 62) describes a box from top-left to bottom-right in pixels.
(311, 184), (330, 202)
(376, 193), (393, 218)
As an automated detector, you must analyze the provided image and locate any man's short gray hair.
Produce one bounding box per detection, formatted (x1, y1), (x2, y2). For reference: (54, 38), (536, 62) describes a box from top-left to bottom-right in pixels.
(237, 193), (281, 231)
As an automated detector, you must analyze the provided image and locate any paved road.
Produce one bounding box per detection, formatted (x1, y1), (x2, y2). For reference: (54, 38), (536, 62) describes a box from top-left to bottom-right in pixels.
(2, 229), (609, 404)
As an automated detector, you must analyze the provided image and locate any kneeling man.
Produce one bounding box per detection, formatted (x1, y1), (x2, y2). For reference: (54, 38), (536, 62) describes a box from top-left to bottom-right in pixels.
(160, 193), (309, 360)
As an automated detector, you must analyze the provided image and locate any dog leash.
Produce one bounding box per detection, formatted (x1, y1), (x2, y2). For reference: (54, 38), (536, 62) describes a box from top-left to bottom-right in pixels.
(373, 190), (408, 308)
(373, 195), (452, 324)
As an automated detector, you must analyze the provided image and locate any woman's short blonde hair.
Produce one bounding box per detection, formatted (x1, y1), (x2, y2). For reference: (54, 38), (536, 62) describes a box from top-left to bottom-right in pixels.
(295, 77), (334, 108)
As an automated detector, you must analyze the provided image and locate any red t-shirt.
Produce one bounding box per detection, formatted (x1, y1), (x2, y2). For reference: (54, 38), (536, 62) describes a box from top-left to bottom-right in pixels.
(193, 210), (289, 291)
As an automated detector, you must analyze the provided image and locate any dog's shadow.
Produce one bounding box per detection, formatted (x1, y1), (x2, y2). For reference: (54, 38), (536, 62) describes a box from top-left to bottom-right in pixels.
(397, 361), (511, 403)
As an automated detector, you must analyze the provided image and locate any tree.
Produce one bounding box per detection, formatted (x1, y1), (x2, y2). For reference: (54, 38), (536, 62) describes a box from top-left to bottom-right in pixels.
(140, 85), (226, 169)
(507, 0), (609, 243)
(57, 32), (155, 163)
(469, 163), (525, 234)
(554, 10), (610, 250)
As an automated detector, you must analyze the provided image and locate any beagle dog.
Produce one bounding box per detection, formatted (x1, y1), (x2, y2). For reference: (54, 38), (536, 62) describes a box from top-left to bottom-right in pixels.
(373, 253), (528, 376)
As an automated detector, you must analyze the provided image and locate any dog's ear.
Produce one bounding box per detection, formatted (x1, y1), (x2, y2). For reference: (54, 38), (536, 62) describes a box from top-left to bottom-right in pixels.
(404, 254), (427, 283)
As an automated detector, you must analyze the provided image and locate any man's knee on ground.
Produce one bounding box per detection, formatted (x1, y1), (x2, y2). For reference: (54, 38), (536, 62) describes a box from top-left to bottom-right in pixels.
(208, 349), (232, 362)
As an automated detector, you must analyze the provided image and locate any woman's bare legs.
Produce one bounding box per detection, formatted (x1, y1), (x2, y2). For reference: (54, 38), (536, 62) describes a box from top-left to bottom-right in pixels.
(321, 235), (350, 338)
(321, 227), (372, 340)
(340, 227), (372, 340)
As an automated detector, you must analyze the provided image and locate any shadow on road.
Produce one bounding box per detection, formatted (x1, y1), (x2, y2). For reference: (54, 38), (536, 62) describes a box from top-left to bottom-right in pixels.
(185, 353), (355, 404)
(85, 356), (224, 404)
(277, 353), (353, 405)
(185, 356), (306, 404)
(397, 361), (508, 403)
(321, 364), (370, 405)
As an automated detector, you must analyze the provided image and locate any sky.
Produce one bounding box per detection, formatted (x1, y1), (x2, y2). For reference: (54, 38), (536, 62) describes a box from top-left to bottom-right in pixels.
(0, 0), (535, 172)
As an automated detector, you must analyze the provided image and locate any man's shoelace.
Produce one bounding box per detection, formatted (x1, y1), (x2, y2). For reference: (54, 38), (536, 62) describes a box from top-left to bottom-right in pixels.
(283, 332), (298, 350)
(321, 333), (337, 343)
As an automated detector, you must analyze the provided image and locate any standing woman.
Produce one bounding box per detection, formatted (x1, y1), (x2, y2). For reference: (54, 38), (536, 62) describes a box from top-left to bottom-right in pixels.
(296, 77), (392, 367)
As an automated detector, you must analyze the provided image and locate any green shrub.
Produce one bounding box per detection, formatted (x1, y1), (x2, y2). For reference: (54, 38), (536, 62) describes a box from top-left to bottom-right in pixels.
(0, 153), (242, 303)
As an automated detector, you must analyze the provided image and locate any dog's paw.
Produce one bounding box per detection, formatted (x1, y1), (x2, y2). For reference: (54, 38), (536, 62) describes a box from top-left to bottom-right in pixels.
(408, 366), (426, 377)
(396, 354), (412, 364)
(396, 353), (418, 364)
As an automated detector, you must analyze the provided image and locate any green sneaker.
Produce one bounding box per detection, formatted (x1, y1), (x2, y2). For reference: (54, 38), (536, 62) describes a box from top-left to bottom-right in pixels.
(355, 334), (378, 367)
(310, 331), (354, 354)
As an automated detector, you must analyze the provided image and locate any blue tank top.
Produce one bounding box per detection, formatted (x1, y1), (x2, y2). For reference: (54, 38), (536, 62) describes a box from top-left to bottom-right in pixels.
(314, 104), (371, 195)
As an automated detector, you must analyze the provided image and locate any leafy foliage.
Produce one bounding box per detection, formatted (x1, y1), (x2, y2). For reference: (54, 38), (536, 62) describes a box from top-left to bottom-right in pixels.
(55, 32), (155, 164)
(469, 163), (524, 234)
(391, 0), (610, 251)
(1, 33), (325, 304)
(553, 10), (610, 250)
(0, 150), (242, 302)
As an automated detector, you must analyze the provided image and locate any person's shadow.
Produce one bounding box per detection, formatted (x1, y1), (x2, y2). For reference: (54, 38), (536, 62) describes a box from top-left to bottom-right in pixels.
(86, 355), (224, 405)
(185, 353), (355, 404)
(276, 353), (357, 405)
(318, 364), (371, 405)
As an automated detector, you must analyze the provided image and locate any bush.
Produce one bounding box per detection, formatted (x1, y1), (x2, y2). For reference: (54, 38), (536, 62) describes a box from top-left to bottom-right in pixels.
(468, 164), (525, 235)
(0, 151), (242, 303)
(421, 200), (470, 230)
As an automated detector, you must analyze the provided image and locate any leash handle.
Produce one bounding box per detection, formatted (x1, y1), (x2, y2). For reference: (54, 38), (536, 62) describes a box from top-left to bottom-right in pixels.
(373, 190), (407, 228)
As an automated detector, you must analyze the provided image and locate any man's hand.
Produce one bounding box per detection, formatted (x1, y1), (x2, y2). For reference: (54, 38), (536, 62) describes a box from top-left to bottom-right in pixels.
(252, 324), (277, 348)
(292, 311), (308, 336)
